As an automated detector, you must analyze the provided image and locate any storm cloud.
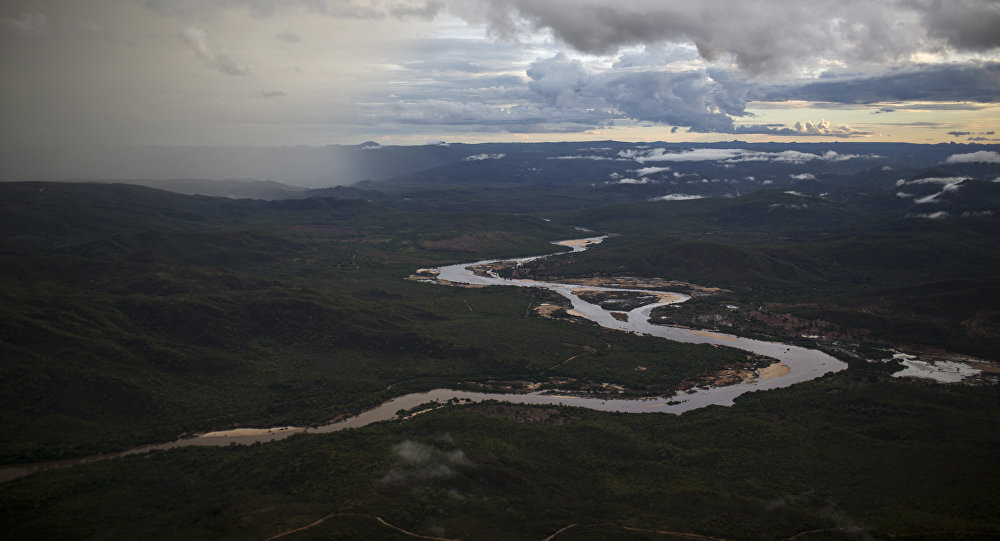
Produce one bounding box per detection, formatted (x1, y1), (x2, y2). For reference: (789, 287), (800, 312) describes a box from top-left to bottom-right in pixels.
(525, 54), (749, 132)
(463, 0), (1000, 74)
(1, 0), (998, 148)
(760, 62), (1000, 104)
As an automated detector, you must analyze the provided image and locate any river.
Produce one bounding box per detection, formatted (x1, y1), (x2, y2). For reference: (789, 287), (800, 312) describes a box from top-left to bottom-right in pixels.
(0, 237), (846, 483)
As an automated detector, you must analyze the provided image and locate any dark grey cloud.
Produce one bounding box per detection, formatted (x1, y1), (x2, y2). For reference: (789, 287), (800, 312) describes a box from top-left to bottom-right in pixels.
(368, 52), (891, 136)
(954, 130), (998, 140)
(921, 0), (1000, 52)
(759, 62), (1000, 104)
(372, 53), (756, 133)
(387, 1), (1000, 136)
(465, 0), (1000, 75)
(3, 0), (997, 148)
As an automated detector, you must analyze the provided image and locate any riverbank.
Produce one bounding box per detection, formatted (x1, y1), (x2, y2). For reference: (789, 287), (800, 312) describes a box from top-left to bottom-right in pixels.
(1, 237), (846, 483)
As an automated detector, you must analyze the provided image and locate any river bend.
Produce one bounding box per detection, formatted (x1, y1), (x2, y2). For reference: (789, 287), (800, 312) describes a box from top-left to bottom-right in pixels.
(0, 237), (846, 483)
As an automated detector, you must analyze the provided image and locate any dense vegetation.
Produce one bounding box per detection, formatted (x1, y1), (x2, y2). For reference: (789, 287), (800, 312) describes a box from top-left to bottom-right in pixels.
(3, 361), (998, 540)
(0, 182), (750, 463)
(516, 189), (1000, 358)
(2, 141), (999, 539)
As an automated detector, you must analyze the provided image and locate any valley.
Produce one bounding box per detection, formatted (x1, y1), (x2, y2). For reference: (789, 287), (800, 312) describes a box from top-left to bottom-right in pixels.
(1, 141), (999, 539)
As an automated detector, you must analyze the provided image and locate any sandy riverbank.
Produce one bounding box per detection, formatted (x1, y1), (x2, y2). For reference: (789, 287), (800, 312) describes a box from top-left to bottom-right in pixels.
(758, 362), (791, 380)
(198, 426), (300, 438)
(686, 329), (738, 341)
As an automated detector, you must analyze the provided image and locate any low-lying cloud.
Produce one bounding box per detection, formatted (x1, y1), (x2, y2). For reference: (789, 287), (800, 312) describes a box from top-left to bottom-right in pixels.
(611, 177), (655, 185)
(652, 193), (705, 201)
(896, 176), (970, 186)
(463, 153), (505, 161)
(908, 211), (950, 219)
(620, 147), (878, 164)
(549, 155), (619, 161)
(634, 166), (672, 176)
(380, 440), (473, 484)
(946, 151), (1000, 164)
(896, 176), (969, 204)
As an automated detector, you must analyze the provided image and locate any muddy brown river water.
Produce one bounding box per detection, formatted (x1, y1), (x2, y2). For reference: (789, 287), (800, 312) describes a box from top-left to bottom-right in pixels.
(0, 237), (846, 483)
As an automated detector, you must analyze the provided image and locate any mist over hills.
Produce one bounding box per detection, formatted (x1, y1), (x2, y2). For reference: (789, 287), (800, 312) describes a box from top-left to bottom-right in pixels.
(5, 142), (997, 222)
(2, 141), (997, 190)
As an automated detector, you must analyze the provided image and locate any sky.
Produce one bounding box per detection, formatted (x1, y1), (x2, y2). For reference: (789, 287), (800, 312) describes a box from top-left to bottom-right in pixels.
(2, 0), (999, 148)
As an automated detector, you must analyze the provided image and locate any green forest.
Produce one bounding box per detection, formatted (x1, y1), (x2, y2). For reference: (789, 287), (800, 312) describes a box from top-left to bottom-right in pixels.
(2, 172), (998, 539)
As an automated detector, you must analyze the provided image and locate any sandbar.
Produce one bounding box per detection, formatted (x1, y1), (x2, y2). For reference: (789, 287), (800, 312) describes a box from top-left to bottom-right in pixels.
(686, 330), (738, 341)
(557, 239), (597, 248)
(758, 362), (791, 380)
(199, 427), (300, 438)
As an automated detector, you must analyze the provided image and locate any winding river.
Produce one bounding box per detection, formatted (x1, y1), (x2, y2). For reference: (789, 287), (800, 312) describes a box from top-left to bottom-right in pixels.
(0, 237), (846, 483)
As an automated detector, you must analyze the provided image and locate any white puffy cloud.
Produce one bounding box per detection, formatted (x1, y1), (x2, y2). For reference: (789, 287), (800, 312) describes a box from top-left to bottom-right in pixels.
(946, 151), (1000, 164)
(791, 119), (865, 137)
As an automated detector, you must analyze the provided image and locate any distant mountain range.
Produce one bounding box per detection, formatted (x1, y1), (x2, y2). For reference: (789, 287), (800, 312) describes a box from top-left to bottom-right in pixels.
(2, 141), (997, 191)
